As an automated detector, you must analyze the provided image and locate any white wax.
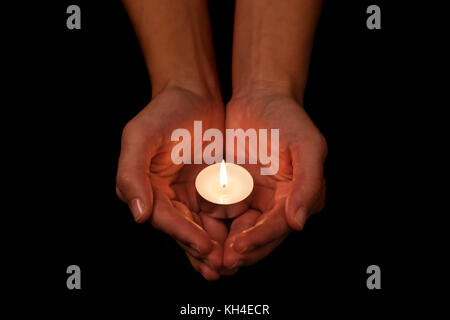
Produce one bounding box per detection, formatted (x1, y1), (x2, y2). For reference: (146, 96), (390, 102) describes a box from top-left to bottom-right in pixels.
(195, 162), (254, 205)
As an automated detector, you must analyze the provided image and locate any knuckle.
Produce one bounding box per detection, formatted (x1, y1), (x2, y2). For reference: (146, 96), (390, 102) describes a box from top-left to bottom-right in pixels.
(312, 132), (328, 159)
(319, 134), (328, 158)
(234, 236), (250, 253)
(116, 169), (134, 192)
(301, 131), (328, 160)
(121, 120), (137, 142)
(309, 180), (322, 198)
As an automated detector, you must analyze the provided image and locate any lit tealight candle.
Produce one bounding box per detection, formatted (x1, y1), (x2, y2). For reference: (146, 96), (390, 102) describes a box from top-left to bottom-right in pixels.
(195, 160), (254, 205)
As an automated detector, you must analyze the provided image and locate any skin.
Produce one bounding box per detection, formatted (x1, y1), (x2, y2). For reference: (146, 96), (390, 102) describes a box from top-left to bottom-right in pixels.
(118, 0), (227, 280)
(222, 0), (326, 272)
(117, 0), (327, 279)
(117, 88), (227, 280)
(222, 93), (327, 271)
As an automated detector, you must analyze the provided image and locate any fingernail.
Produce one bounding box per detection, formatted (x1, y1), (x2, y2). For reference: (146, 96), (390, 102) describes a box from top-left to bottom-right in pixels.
(130, 198), (145, 222)
(294, 207), (306, 230)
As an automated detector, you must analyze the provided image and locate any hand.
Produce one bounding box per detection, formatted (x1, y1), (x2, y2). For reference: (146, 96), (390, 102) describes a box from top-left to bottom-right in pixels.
(222, 92), (327, 271)
(116, 86), (227, 280)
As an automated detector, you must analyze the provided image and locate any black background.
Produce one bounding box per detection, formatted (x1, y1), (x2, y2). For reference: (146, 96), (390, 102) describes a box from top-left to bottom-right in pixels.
(13, 0), (418, 317)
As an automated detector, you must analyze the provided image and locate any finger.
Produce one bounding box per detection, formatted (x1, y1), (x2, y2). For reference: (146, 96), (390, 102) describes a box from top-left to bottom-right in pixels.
(250, 184), (278, 213)
(220, 267), (239, 276)
(179, 239), (223, 270)
(116, 121), (159, 223)
(173, 202), (223, 268)
(223, 209), (260, 269)
(234, 236), (288, 268)
(285, 141), (326, 230)
(228, 209), (261, 237)
(198, 214), (226, 269)
(311, 178), (327, 213)
(171, 175), (201, 214)
(223, 207), (290, 269)
(185, 252), (220, 281)
(177, 240), (205, 259)
(177, 239), (222, 270)
(151, 192), (214, 255)
(232, 202), (290, 254)
(199, 212), (229, 245)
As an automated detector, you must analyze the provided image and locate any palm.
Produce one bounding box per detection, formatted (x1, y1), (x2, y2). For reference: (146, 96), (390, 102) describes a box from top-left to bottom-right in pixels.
(133, 87), (223, 214)
(120, 88), (227, 279)
(118, 90), (326, 278)
(222, 95), (326, 269)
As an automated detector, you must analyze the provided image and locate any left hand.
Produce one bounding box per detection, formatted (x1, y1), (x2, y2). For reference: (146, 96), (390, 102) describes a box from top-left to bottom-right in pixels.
(221, 92), (328, 272)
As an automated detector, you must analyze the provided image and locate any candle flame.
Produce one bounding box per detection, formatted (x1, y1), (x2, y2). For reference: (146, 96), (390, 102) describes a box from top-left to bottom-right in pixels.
(220, 160), (228, 189)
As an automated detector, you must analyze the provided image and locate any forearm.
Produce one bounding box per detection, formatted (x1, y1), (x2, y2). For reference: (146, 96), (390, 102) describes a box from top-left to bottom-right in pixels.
(122, 0), (220, 99)
(232, 0), (323, 102)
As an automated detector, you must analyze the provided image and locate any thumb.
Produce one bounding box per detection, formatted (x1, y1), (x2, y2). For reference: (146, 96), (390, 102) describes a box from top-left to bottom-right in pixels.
(285, 142), (326, 230)
(116, 121), (158, 223)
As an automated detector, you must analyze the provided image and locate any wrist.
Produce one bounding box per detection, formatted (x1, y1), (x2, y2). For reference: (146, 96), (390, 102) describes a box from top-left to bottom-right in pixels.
(231, 79), (303, 106)
(151, 76), (222, 105)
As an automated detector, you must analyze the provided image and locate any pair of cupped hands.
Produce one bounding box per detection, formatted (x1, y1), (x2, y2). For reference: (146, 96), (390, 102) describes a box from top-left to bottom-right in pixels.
(116, 86), (327, 280)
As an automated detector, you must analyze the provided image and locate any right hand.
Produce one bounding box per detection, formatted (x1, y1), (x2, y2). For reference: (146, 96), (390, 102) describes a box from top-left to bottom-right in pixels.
(116, 86), (227, 280)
